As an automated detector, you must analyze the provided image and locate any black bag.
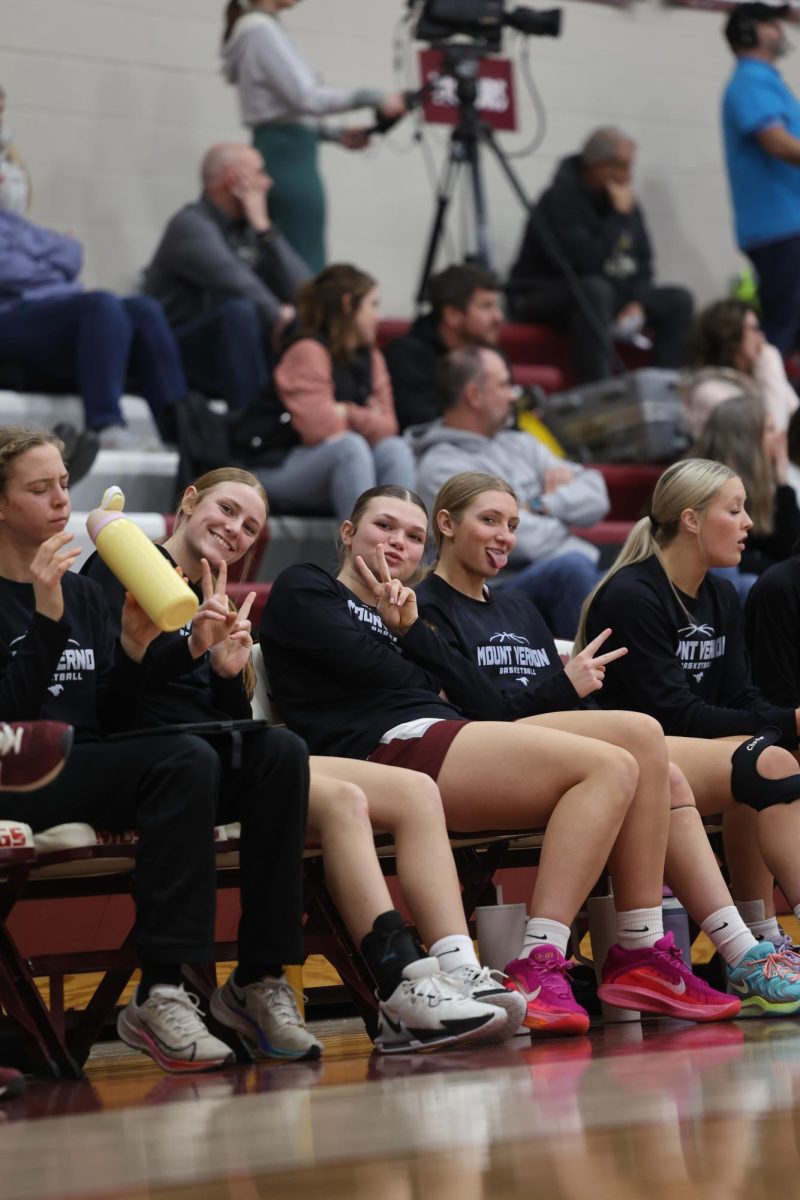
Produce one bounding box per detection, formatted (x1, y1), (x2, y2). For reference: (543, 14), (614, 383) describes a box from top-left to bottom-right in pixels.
(173, 393), (236, 493)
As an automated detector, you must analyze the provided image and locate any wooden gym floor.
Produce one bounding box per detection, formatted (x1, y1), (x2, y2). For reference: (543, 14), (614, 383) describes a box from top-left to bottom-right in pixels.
(3, 947), (800, 1199)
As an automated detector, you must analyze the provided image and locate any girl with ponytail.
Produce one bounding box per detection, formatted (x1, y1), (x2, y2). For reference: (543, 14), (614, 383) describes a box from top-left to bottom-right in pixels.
(578, 458), (800, 1011)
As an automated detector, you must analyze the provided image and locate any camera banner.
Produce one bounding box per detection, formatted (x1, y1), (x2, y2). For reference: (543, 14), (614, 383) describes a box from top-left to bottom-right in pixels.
(419, 50), (518, 129)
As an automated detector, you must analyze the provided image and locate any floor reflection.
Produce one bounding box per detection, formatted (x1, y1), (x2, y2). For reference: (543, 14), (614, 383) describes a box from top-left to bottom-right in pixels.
(1, 1018), (800, 1200)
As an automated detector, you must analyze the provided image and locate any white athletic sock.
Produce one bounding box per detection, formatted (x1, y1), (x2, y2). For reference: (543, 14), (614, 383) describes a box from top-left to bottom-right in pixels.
(520, 917), (570, 958)
(429, 933), (480, 976)
(615, 906), (663, 951)
(700, 906), (758, 967)
(751, 916), (783, 945)
(735, 899), (766, 925)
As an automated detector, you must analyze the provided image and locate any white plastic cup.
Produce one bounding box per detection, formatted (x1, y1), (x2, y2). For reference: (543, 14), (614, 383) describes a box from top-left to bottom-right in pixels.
(586, 894), (640, 1024)
(475, 903), (527, 972)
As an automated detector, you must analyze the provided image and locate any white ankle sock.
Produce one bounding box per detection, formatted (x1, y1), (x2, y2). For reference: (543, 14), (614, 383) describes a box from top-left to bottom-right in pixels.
(429, 933), (480, 975)
(615, 907), (663, 951)
(521, 917), (570, 958)
(735, 899), (766, 925)
(751, 916), (783, 944)
(700, 906), (758, 967)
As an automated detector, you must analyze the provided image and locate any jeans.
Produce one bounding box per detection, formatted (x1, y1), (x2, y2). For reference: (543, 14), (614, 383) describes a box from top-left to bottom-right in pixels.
(748, 235), (800, 356)
(499, 551), (602, 640)
(0, 291), (186, 434)
(173, 297), (271, 412)
(257, 432), (417, 518)
(509, 277), (693, 383)
(710, 565), (758, 605)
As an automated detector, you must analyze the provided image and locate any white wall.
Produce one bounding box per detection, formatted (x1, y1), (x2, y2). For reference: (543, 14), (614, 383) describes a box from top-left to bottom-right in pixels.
(2, 0), (790, 315)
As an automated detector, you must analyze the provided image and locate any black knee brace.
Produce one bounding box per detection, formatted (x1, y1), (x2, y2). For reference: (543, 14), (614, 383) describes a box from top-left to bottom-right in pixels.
(730, 726), (800, 811)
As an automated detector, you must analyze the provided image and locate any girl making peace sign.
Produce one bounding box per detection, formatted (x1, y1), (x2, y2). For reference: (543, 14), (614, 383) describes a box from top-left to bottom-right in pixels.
(261, 483), (743, 1036)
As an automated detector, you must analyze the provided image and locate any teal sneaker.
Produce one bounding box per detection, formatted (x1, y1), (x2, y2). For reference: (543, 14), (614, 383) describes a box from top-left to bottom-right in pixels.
(726, 942), (800, 1017)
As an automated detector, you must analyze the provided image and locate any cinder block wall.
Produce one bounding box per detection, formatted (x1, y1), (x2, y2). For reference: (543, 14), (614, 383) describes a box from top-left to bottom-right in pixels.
(2, 0), (778, 315)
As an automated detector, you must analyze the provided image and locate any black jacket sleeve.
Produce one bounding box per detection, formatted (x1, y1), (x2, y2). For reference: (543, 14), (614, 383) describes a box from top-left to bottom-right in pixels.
(745, 562), (800, 707)
(0, 611), (70, 721)
(266, 567), (444, 694)
(383, 336), (441, 431)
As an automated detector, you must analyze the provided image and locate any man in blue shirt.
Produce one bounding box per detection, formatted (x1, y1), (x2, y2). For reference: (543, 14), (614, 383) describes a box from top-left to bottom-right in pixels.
(722, 2), (800, 354)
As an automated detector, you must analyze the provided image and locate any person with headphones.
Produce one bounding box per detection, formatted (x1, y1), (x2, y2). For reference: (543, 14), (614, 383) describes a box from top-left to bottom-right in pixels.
(722, 2), (800, 357)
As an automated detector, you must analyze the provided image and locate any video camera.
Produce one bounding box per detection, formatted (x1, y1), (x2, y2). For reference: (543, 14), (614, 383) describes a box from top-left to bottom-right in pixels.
(411, 0), (562, 53)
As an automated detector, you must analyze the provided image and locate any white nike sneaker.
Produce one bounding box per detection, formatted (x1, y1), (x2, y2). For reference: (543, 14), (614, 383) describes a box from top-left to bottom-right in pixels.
(118, 985), (235, 1073)
(444, 962), (527, 1039)
(375, 957), (505, 1054)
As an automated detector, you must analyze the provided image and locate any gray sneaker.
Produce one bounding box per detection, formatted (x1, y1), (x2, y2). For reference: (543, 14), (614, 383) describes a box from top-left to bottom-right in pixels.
(210, 974), (324, 1060)
(117, 985), (235, 1073)
(445, 962), (527, 1040)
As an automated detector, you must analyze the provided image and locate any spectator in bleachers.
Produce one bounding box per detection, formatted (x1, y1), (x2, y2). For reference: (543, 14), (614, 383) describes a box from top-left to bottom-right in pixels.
(0, 426), (254, 1072)
(577, 458), (800, 1003)
(507, 127), (693, 383)
(409, 345), (608, 637)
(680, 298), (798, 438)
(384, 264), (504, 432)
(690, 393), (800, 582)
(261, 483), (743, 1032)
(221, 0), (405, 273)
(0, 86), (31, 215)
(722, 3), (800, 357)
(0, 213), (186, 449)
(256, 263), (415, 519)
(84, 465), (520, 1052)
(144, 143), (309, 413)
(416, 469), (800, 1014)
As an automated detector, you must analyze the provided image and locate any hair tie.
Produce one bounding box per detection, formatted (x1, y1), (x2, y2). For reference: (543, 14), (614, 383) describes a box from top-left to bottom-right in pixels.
(648, 512), (659, 532)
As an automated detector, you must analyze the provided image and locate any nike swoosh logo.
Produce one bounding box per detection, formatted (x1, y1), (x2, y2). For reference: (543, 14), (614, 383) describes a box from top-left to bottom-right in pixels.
(728, 978), (750, 995)
(529, 935), (549, 941)
(710, 922), (728, 934)
(657, 977), (687, 996)
(381, 1012), (405, 1034)
(525, 986), (542, 1000)
(623, 926), (649, 933)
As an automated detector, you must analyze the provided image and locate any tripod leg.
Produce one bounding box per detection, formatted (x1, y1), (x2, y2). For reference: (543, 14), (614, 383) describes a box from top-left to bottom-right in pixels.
(416, 153), (462, 305)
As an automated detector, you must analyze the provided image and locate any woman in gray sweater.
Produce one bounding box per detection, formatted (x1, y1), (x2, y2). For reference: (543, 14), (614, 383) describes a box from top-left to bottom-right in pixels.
(221, 0), (405, 272)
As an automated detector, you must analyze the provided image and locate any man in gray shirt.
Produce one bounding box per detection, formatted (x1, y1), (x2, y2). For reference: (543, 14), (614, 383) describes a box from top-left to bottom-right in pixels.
(144, 142), (310, 410)
(409, 345), (609, 637)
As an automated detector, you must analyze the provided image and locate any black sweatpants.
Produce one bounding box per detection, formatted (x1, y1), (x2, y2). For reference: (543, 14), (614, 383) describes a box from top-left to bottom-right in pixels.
(0, 735), (219, 964)
(213, 724), (309, 967)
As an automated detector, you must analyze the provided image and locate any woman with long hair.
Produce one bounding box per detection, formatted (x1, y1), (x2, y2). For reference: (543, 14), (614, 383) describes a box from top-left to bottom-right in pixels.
(221, 0), (405, 273)
(260, 483), (742, 1035)
(83, 466), (519, 1055)
(0, 427), (260, 1074)
(681, 298), (798, 438)
(691, 393), (800, 578)
(415, 469), (800, 1014)
(576, 458), (800, 1012)
(256, 263), (416, 519)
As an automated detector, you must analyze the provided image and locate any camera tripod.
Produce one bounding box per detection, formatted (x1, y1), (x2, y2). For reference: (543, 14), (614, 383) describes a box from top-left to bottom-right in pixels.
(416, 47), (533, 303)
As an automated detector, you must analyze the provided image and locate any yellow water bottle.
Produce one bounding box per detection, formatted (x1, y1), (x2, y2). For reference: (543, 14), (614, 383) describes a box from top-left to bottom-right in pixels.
(86, 487), (198, 632)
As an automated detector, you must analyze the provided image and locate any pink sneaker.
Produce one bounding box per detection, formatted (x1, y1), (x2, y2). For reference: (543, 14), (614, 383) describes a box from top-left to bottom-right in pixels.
(504, 945), (590, 1035)
(598, 932), (741, 1022)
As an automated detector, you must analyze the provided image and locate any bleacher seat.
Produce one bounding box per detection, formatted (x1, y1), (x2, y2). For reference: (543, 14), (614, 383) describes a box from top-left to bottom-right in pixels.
(0, 391), (161, 447)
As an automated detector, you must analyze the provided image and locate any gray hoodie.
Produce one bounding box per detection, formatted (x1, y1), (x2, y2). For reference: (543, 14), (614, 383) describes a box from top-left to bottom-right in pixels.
(222, 12), (382, 130)
(408, 421), (609, 564)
